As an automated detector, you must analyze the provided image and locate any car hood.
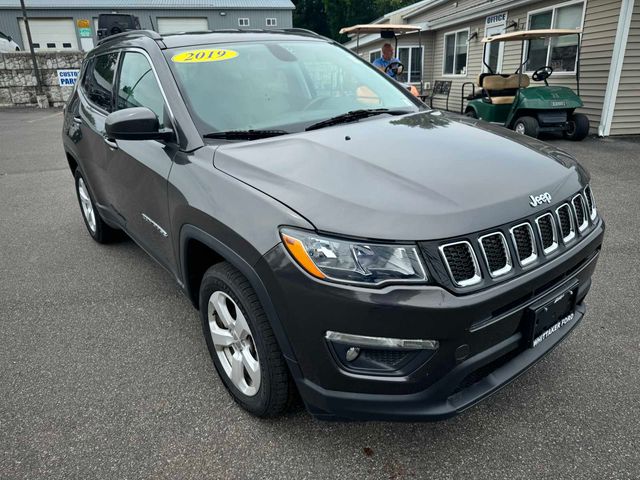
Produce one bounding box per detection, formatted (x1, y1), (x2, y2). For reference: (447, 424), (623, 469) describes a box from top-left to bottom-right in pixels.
(213, 111), (588, 241)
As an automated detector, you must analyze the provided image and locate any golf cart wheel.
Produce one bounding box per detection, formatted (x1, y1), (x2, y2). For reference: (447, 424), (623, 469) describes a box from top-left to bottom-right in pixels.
(465, 109), (478, 119)
(513, 116), (539, 138)
(564, 113), (589, 141)
(199, 262), (292, 417)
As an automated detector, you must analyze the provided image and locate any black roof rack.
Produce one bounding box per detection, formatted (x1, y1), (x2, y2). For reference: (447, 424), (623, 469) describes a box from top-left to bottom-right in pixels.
(160, 27), (327, 39)
(97, 29), (162, 46)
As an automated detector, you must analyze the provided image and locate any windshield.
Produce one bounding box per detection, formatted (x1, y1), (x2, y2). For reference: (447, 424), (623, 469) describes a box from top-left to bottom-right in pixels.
(166, 40), (419, 134)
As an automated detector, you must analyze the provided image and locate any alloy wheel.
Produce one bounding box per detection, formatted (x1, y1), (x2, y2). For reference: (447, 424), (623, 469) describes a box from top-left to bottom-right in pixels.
(207, 290), (261, 396)
(77, 177), (96, 233)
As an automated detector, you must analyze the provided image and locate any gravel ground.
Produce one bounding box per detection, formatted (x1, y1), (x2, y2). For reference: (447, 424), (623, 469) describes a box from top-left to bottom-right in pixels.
(1, 108), (639, 479)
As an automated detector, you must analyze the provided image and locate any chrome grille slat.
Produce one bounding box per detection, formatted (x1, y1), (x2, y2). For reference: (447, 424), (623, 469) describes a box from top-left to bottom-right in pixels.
(572, 194), (589, 232)
(584, 185), (597, 221)
(556, 203), (576, 244)
(535, 213), (558, 255)
(439, 241), (482, 287)
(510, 222), (537, 267)
(478, 232), (512, 278)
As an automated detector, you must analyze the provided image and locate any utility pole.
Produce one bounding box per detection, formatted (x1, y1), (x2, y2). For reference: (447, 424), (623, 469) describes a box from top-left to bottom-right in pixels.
(19, 0), (44, 97)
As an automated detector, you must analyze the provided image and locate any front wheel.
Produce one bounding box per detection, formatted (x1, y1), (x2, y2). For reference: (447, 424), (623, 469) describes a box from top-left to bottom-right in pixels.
(513, 116), (539, 138)
(564, 113), (590, 141)
(199, 262), (292, 417)
(465, 109), (478, 119)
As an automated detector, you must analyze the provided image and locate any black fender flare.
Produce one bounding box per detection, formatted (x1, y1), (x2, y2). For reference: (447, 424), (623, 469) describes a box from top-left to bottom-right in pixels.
(179, 224), (302, 373)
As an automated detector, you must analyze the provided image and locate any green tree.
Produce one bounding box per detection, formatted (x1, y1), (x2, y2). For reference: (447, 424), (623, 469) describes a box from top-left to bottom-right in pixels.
(292, 0), (419, 41)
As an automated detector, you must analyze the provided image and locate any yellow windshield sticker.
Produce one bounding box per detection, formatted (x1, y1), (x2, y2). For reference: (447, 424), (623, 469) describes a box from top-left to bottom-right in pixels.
(171, 49), (238, 63)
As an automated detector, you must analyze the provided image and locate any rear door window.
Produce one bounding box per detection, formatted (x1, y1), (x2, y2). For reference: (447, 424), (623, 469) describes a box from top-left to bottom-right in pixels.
(83, 52), (118, 112)
(115, 51), (166, 128)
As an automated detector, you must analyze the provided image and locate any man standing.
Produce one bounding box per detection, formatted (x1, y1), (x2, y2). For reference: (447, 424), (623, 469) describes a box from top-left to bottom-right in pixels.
(372, 43), (401, 78)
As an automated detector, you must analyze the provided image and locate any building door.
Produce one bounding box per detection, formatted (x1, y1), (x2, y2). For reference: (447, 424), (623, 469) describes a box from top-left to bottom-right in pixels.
(19, 18), (78, 51)
(156, 17), (208, 34)
(483, 12), (507, 73)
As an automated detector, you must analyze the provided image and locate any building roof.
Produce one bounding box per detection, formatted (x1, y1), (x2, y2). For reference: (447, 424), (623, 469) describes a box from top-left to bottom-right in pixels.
(0, 0), (294, 9)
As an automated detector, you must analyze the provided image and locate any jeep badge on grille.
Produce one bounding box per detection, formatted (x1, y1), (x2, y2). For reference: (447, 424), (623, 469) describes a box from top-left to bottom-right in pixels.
(530, 192), (552, 207)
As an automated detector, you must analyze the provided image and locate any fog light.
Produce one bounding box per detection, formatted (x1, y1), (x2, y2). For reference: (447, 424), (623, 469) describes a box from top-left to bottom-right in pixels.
(345, 347), (360, 362)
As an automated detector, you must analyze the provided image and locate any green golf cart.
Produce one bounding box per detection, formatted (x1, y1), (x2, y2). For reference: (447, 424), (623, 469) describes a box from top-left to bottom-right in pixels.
(464, 28), (589, 140)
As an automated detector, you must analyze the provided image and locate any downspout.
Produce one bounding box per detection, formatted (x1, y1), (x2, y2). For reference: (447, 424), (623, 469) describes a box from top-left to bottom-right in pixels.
(598, 0), (634, 137)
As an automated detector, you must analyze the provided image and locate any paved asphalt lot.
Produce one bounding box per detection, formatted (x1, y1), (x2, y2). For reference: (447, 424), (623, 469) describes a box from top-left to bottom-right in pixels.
(1, 108), (639, 480)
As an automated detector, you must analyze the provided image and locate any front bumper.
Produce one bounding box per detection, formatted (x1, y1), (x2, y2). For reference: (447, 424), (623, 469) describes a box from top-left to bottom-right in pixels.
(255, 220), (604, 421)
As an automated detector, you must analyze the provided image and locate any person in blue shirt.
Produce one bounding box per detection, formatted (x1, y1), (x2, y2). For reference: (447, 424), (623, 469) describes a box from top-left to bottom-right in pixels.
(372, 43), (401, 78)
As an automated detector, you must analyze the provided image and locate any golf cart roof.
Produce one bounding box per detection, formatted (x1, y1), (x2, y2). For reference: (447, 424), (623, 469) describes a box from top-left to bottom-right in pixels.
(482, 28), (582, 43)
(339, 24), (422, 35)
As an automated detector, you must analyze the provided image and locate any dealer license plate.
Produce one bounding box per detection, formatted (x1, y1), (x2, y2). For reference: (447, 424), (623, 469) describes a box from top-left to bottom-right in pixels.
(528, 284), (577, 348)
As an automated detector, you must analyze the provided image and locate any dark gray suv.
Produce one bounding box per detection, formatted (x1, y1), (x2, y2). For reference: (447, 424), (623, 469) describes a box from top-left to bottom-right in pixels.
(62, 29), (604, 421)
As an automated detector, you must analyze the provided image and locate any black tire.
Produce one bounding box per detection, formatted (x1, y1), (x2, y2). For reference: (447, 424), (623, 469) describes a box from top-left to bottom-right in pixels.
(564, 113), (590, 141)
(199, 262), (292, 417)
(74, 169), (119, 243)
(465, 109), (478, 118)
(513, 116), (539, 138)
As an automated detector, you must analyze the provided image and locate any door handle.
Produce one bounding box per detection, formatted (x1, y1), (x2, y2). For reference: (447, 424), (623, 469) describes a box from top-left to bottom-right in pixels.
(103, 137), (118, 149)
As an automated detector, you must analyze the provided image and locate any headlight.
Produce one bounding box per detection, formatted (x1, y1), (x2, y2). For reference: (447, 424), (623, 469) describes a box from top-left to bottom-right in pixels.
(280, 227), (428, 286)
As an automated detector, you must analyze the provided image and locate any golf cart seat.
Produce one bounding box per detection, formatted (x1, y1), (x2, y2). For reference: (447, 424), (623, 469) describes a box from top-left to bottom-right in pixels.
(477, 74), (530, 105)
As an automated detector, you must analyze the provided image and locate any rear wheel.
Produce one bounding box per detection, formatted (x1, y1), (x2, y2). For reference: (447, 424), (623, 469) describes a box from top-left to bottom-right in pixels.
(199, 262), (292, 417)
(74, 170), (119, 243)
(513, 116), (539, 138)
(564, 113), (589, 141)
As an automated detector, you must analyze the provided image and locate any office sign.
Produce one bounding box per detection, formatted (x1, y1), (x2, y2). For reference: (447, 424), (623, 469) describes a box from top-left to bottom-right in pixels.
(486, 12), (507, 27)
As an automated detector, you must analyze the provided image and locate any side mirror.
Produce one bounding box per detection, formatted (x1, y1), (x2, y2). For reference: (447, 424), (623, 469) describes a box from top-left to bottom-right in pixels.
(105, 107), (172, 141)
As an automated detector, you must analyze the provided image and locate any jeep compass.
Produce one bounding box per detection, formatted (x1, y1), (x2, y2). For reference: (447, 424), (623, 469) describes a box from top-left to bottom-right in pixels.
(62, 29), (604, 421)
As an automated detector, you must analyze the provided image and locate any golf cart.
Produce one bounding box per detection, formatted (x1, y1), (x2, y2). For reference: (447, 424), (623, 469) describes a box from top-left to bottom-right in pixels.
(464, 29), (589, 140)
(340, 24), (423, 97)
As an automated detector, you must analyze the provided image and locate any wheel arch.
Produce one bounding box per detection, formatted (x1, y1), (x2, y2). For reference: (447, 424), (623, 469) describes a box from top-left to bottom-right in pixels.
(65, 151), (78, 176)
(179, 224), (301, 367)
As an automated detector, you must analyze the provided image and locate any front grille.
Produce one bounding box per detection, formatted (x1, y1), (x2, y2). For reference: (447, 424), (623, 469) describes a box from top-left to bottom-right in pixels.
(510, 223), (537, 266)
(429, 185), (598, 291)
(584, 185), (597, 220)
(535, 213), (558, 254)
(479, 232), (511, 277)
(556, 203), (576, 243)
(440, 241), (480, 287)
(572, 194), (588, 232)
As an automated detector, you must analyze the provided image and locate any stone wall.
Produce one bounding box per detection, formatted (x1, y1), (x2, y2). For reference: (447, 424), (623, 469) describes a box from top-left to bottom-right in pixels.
(0, 51), (85, 108)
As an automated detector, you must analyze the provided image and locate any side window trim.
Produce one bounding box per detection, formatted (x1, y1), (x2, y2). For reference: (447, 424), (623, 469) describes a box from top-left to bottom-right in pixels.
(80, 50), (121, 116)
(115, 47), (179, 144)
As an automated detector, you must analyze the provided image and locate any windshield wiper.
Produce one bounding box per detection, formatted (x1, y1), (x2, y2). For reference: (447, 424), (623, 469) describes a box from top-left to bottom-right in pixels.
(305, 108), (411, 131)
(203, 129), (289, 140)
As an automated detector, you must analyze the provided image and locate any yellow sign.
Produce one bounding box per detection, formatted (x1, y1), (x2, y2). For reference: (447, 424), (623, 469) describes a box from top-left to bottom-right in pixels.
(77, 19), (90, 28)
(171, 49), (238, 63)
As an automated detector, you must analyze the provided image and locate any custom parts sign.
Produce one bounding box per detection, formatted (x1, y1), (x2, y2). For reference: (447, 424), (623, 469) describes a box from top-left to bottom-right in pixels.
(57, 69), (80, 86)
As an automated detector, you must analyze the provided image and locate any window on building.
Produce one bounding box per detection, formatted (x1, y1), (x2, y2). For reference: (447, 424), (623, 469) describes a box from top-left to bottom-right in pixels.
(266, 18), (277, 27)
(238, 18), (249, 27)
(83, 52), (118, 112)
(443, 29), (468, 75)
(116, 52), (166, 128)
(527, 1), (584, 73)
(396, 46), (423, 83)
(369, 50), (381, 63)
